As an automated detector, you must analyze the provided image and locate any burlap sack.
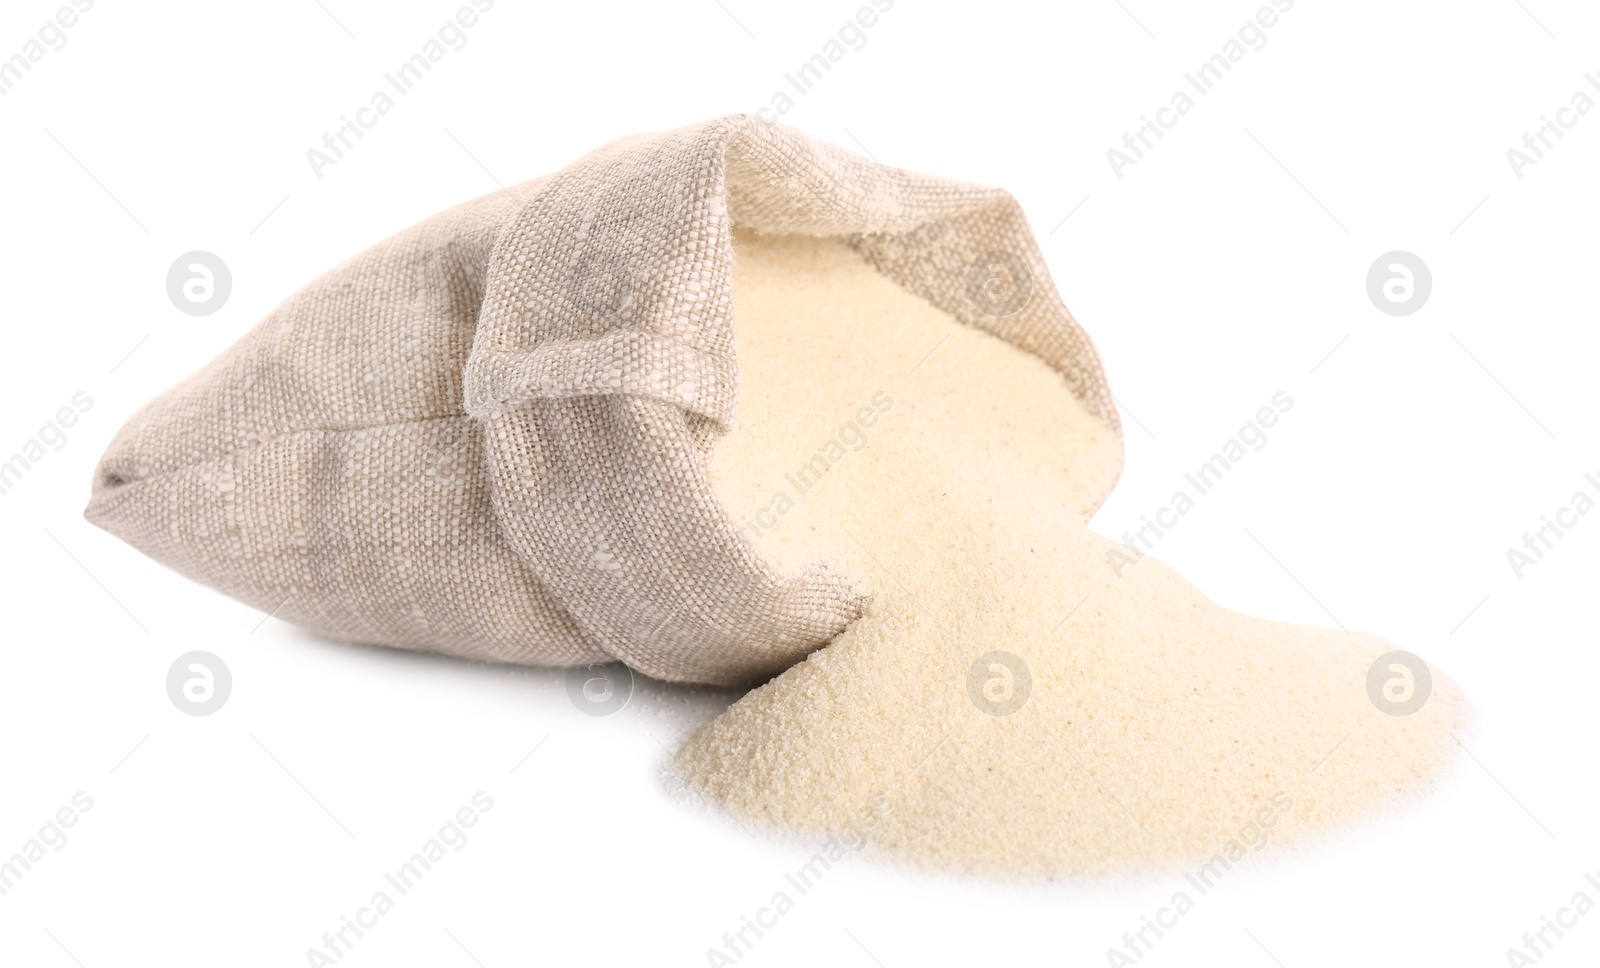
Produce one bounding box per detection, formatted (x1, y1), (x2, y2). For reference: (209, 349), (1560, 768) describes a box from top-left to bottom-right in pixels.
(86, 115), (1119, 686)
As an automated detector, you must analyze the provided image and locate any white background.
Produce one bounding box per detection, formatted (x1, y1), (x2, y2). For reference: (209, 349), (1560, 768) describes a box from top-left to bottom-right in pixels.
(2, 1), (1597, 965)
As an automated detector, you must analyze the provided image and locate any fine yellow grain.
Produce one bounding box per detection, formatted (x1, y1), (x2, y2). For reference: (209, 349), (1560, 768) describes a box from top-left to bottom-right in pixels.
(675, 230), (1462, 878)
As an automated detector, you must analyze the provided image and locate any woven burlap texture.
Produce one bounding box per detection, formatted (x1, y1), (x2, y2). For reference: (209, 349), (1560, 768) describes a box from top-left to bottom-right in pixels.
(85, 115), (1120, 686)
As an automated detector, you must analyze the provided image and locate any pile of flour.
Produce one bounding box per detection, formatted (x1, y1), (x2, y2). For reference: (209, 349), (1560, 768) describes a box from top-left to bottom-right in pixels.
(674, 231), (1461, 877)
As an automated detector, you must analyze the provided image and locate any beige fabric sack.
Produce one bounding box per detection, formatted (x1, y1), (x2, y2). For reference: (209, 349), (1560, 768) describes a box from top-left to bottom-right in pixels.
(86, 115), (1119, 686)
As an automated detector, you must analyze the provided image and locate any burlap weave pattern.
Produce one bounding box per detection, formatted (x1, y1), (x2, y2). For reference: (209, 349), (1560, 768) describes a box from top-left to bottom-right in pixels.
(87, 115), (1119, 686)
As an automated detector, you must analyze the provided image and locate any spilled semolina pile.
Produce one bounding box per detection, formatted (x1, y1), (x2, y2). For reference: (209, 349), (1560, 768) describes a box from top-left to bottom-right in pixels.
(673, 230), (1463, 878)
